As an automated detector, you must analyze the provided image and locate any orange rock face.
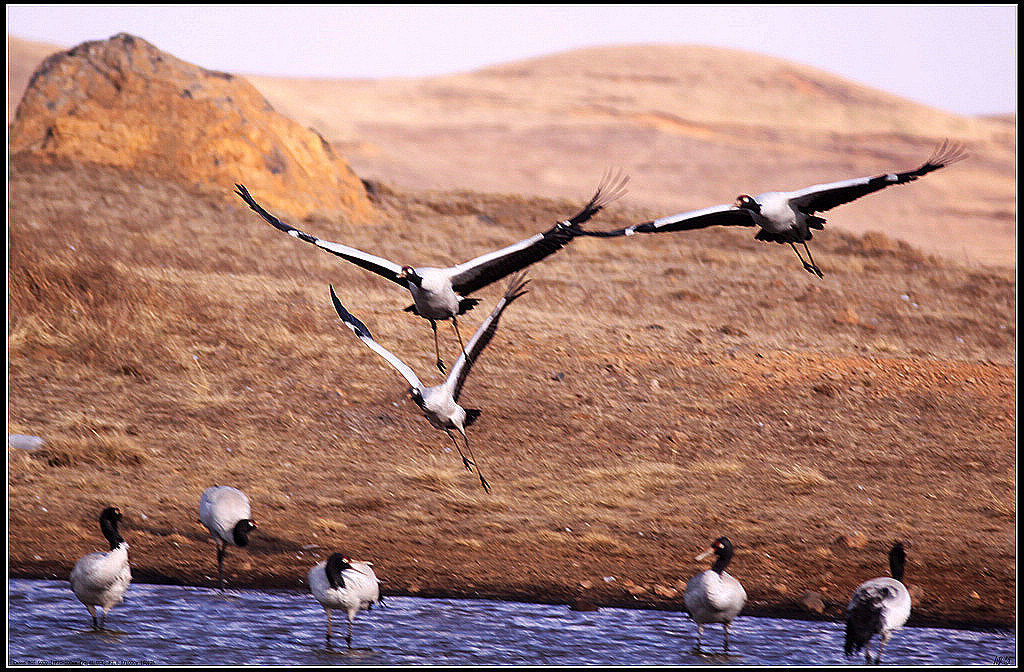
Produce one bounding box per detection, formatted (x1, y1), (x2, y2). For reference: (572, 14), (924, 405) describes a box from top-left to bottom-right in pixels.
(9, 33), (374, 222)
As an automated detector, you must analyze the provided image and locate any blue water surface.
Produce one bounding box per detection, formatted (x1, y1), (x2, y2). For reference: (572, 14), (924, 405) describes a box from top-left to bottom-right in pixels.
(7, 579), (1016, 666)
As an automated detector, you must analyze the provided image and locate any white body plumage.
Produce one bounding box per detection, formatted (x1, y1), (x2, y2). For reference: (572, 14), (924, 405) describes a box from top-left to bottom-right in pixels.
(683, 536), (746, 652)
(70, 507), (131, 629)
(199, 486), (257, 590)
(408, 269), (462, 320)
(308, 554), (382, 648)
(746, 192), (797, 235)
(684, 569), (747, 625)
(844, 542), (912, 664)
(199, 486), (252, 544)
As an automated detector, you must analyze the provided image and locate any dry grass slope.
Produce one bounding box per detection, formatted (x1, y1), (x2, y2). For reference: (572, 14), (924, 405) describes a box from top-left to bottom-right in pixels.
(8, 152), (1015, 629)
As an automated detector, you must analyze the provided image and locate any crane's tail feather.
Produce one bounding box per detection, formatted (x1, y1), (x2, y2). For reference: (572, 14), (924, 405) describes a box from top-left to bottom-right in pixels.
(464, 409), (482, 427)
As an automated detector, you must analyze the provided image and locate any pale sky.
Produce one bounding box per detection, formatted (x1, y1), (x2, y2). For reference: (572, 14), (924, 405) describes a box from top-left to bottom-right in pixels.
(6, 4), (1018, 116)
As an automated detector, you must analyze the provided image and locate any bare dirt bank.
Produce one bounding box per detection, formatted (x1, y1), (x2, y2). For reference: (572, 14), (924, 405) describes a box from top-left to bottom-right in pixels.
(7, 156), (1016, 631)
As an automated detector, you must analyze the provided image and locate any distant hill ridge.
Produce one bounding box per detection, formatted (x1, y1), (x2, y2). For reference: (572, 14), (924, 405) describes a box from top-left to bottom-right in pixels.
(243, 42), (1015, 268)
(6, 35), (1016, 268)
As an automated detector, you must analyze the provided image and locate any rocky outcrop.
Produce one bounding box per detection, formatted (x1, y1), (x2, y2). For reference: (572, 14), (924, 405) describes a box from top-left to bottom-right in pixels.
(9, 33), (374, 221)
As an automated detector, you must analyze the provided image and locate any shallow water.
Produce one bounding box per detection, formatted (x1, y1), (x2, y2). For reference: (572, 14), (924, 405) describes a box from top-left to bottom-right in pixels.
(7, 579), (1016, 665)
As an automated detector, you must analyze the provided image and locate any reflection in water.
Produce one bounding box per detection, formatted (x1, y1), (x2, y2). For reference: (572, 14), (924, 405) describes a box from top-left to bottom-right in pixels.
(7, 579), (1015, 666)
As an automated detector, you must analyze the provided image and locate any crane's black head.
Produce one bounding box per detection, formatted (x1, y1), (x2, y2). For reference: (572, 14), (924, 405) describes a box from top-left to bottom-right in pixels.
(889, 541), (906, 581)
(734, 195), (760, 213)
(100, 507), (122, 525)
(702, 536), (736, 574)
(711, 536), (733, 555)
(99, 507), (125, 550)
(326, 553), (353, 589)
(399, 266), (422, 287)
(233, 519), (257, 547)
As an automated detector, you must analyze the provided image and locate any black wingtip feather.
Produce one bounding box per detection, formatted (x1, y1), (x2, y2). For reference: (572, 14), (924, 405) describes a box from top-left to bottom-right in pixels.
(905, 139), (969, 181)
(234, 183), (305, 238)
(502, 271), (531, 304)
(565, 169), (630, 228)
(329, 285), (374, 340)
(926, 138), (969, 169)
(235, 183), (263, 210)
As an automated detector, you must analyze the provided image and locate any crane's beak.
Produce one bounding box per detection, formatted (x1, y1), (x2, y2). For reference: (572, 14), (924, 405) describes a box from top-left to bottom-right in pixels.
(695, 547), (716, 561)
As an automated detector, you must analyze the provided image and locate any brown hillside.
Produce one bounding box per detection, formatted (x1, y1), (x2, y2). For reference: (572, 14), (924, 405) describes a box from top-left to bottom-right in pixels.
(7, 151), (1015, 629)
(8, 33), (373, 222)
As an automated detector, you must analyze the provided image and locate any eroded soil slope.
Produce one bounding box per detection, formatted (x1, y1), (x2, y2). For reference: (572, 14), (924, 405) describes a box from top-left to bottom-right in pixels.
(8, 156), (1015, 629)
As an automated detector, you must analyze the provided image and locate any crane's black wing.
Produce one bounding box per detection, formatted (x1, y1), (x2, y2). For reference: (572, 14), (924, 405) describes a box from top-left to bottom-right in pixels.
(619, 203), (756, 235)
(448, 172), (628, 296)
(447, 272), (530, 402)
(787, 140), (967, 215)
(329, 285), (424, 392)
(236, 184), (405, 285)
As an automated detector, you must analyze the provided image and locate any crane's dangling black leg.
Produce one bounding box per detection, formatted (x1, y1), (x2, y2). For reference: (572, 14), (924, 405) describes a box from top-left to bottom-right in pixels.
(430, 320), (446, 374)
(451, 317), (468, 368)
(788, 241), (823, 278)
(802, 241), (824, 278)
(445, 429), (474, 471)
(216, 543), (227, 591)
(462, 431), (490, 493)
